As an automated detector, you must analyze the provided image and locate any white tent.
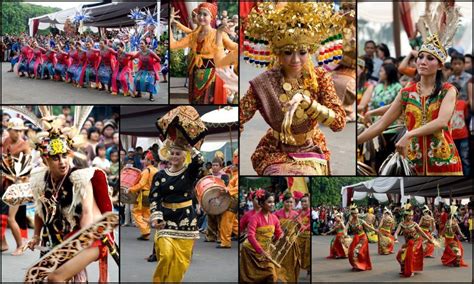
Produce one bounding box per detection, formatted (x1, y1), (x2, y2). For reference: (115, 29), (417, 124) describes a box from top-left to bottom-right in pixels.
(28, 2), (160, 36)
(341, 177), (473, 207)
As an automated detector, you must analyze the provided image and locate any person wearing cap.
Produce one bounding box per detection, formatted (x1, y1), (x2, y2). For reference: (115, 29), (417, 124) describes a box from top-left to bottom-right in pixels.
(170, 2), (238, 104)
(440, 205), (468, 267)
(346, 204), (378, 271)
(1, 117), (31, 256)
(377, 207), (395, 255)
(149, 137), (203, 282)
(357, 33), (464, 175)
(418, 205), (435, 258)
(127, 151), (158, 241)
(124, 147), (143, 170)
(394, 204), (435, 277)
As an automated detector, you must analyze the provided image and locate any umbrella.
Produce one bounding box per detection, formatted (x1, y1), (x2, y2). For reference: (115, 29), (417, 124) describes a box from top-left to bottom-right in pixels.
(201, 106), (238, 150)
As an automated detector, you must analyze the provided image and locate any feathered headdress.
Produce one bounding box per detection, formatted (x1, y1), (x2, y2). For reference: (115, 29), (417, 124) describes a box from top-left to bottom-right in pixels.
(73, 8), (92, 24)
(416, 2), (461, 62)
(423, 205), (432, 215)
(383, 206), (393, 216)
(402, 203), (414, 216)
(349, 204), (358, 214)
(137, 8), (158, 29)
(128, 7), (145, 21)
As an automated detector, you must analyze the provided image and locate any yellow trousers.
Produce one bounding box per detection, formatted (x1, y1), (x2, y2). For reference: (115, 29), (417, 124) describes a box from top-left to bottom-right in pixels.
(219, 211), (236, 247)
(132, 205), (150, 236)
(232, 215), (238, 236)
(153, 236), (195, 283)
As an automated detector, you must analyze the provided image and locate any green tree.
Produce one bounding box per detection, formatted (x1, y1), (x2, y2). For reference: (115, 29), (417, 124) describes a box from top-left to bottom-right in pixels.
(311, 177), (372, 207)
(1, 2), (60, 35)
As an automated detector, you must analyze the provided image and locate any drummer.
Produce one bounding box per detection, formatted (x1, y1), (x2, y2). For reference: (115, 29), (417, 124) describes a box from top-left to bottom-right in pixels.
(204, 156), (230, 243)
(127, 151), (158, 241)
(217, 150), (239, 249)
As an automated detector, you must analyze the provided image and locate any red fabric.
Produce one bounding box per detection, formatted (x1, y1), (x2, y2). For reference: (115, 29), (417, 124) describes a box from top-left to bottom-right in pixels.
(440, 212), (448, 232)
(240, 209), (258, 233)
(1, 214), (7, 237)
(213, 75), (226, 104)
(172, 2), (190, 27)
(247, 211), (283, 254)
(91, 169), (113, 214)
(20, 228), (28, 239)
(32, 19), (39, 37)
(348, 233), (372, 270)
(441, 237), (468, 267)
(451, 100), (469, 140)
(421, 228), (434, 257)
(399, 2), (416, 39)
(396, 238), (423, 277)
(327, 232), (347, 259)
(198, 2), (218, 19)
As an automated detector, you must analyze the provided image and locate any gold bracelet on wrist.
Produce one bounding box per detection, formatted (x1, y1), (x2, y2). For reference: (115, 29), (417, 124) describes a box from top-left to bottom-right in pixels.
(322, 109), (336, 126)
(300, 95), (311, 110)
(310, 102), (322, 119)
(306, 100), (317, 115)
(317, 106), (330, 123)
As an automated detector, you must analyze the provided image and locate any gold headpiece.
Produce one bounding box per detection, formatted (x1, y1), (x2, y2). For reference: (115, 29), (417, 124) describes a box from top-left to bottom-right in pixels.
(402, 203), (414, 216)
(349, 204), (358, 213)
(417, 2), (461, 63)
(423, 205), (432, 215)
(243, 2), (348, 68)
(449, 205), (458, 217)
(383, 206), (392, 216)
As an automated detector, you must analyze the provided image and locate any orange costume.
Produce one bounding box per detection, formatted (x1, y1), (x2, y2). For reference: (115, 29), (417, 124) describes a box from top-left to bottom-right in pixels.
(419, 211), (435, 258)
(441, 218), (468, 267)
(326, 220), (348, 259)
(378, 211), (395, 255)
(396, 221), (424, 277)
(170, 2), (238, 104)
(129, 162), (158, 237)
(347, 218), (372, 271)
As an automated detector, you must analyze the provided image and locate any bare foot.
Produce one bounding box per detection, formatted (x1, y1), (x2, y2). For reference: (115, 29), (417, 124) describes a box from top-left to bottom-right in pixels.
(11, 247), (24, 256)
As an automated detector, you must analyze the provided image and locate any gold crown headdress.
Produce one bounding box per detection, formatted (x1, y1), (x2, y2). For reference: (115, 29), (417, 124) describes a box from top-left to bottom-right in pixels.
(417, 2), (461, 63)
(3, 106), (92, 158)
(422, 205), (432, 215)
(243, 2), (348, 68)
(383, 206), (393, 216)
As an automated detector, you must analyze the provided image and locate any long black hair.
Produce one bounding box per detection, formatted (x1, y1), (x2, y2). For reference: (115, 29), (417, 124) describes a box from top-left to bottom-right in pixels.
(377, 43), (390, 59)
(358, 55), (374, 87)
(414, 58), (444, 98)
(257, 191), (273, 207)
(381, 63), (399, 86)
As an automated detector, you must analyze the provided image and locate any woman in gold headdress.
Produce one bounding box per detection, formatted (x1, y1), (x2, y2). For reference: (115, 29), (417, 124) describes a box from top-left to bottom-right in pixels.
(170, 3), (238, 104)
(440, 205), (468, 267)
(419, 205), (435, 258)
(240, 2), (350, 175)
(357, 2), (463, 175)
(377, 207), (395, 255)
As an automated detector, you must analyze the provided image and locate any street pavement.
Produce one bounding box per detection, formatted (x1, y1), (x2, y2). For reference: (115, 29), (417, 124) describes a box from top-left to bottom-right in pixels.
(312, 235), (473, 282)
(120, 225), (238, 282)
(1, 228), (119, 282)
(239, 59), (356, 176)
(170, 77), (189, 104)
(1, 63), (168, 104)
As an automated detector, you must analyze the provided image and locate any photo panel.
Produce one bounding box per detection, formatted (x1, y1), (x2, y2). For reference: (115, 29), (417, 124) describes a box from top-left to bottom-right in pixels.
(311, 176), (472, 282)
(239, 176), (311, 283)
(169, 1), (239, 105)
(356, 1), (473, 176)
(2, 1), (168, 104)
(239, 1), (356, 176)
(1, 105), (120, 282)
(119, 105), (238, 282)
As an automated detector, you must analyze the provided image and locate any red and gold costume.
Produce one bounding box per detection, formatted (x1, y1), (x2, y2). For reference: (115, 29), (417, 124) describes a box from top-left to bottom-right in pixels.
(419, 211), (435, 258)
(441, 217), (468, 267)
(347, 218), (372, 271)
(378, 213), (395, 255)
(326, 218), (348, 259)
(297, 207), (311, 273)
(401, 82), (463, 175)
(396, 221), (424, 277)
(240, 2), (348, 175)
(274, 208), (300, 282)
(240, 211), (283, 282)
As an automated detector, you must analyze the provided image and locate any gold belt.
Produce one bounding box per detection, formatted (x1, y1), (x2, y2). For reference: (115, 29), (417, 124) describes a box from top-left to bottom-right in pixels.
(162, 200), (192, 210)
(272, 129), (313, 146)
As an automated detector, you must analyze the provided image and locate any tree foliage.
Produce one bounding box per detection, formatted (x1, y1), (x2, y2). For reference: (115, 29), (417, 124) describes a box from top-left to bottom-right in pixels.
(1, 2), (61, 35)
(311, 177), (372, 207)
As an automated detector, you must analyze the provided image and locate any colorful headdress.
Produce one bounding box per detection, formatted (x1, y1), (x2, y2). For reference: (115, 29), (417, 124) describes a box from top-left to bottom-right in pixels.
(402, 203), (414, 216)
(3, 106), (92, 158)
(334, 211), (342, 219)
(417, 2), (461, 63)
(243, 2), (348, 68)
(449, 205), (458, 217)
(198, 2), (218, 19)
(422, 205), (432, 215)
(7, 117), (28, 131)
(349, 204), (358, 214)
(383, 206), (393, 216)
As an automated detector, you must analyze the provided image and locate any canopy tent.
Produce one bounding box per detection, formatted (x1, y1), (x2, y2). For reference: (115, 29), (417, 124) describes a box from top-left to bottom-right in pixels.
(28, 1), (167, 36)
(341, 177), (473, 207)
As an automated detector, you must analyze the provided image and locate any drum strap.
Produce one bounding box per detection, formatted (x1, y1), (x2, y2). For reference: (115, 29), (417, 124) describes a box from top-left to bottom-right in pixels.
(162, 200), (192, 210)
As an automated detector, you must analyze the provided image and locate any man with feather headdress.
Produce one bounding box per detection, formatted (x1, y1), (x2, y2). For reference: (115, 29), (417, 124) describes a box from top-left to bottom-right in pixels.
(2, 106), (118, 282)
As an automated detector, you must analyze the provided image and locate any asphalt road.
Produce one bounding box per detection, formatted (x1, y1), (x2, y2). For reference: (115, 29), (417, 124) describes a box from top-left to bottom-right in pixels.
(239, 58), (356, 176)
(312, 235), (473, 282)
(120, 225), (238, 282)
(1, 228), (119, 282)
(1, 63), (168, 104)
